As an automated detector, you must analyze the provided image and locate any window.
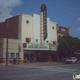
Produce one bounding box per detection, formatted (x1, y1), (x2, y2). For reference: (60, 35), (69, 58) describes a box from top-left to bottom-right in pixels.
(26, 20), (29, 24)
(46, 41), (48, 43)
(11, 53), (14, 59)
(52, 26), (54, 29)
(16, 53), (20, 59)
(53, 41), (56, 45)
(26, 38), (30, 43)
(35, 39), (38, 42)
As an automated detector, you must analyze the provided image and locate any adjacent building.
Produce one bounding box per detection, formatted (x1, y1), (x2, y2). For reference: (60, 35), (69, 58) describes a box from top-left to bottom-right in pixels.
(57, 24), (69, 42)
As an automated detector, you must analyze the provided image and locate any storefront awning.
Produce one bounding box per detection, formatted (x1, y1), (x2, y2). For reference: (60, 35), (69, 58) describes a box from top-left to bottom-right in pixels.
(23, 48), (57, 51)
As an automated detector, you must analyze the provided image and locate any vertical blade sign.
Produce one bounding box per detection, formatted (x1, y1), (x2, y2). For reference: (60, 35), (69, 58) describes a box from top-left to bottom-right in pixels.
(41, 4), (47, 40)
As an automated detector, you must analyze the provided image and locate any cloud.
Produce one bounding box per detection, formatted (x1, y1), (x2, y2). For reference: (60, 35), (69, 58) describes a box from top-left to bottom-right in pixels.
(77, 18), (80, 22)
(75, 27), (80, 32)
(0, 0), (22, 22)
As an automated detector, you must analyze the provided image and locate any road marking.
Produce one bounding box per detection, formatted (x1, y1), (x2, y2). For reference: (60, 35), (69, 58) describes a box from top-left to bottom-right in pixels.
(19, 66), (78, 73)
(44, 68), (78, 72)
(0, 65), (79, 73)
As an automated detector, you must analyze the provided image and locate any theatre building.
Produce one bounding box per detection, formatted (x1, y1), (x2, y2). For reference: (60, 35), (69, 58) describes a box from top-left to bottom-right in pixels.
(0, 4), (69, 63)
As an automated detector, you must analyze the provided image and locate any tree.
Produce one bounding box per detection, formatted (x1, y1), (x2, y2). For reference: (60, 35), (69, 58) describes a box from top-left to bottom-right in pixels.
(58, 35), (80, 61)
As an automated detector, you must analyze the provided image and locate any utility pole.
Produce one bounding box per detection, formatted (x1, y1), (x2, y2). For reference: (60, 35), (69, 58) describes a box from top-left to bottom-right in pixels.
(6, 20), (9, 66)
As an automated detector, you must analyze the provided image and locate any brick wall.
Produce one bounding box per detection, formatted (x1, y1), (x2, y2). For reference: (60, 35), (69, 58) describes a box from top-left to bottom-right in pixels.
(0, 15), (19, 39)
(57, 26), (69, 35)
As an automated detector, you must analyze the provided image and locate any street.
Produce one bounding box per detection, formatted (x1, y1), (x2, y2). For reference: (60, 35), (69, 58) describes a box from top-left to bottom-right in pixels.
(0, 63), (80, 80)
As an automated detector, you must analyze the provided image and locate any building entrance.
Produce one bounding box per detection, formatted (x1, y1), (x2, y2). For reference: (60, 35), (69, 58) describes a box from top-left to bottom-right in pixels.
(24, 53), (33, 62)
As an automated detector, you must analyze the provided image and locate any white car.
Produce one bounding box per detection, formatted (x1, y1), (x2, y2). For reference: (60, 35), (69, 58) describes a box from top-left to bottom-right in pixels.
(65, 57), (78, 64)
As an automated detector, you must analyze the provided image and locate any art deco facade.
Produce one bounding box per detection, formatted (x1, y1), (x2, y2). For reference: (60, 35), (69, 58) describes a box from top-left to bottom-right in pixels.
(0, 4), (69, 63)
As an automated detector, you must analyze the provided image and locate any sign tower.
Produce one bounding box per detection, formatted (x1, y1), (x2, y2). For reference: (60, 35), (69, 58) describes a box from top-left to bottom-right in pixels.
(40, 4), (47, 44)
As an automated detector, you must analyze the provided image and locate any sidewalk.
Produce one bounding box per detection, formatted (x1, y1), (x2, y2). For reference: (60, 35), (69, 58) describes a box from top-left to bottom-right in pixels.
(1, 61), (80, 67)
(0, 63), (13, 66)
(0, 62), (64, 66)
(16, 62), (64, 66)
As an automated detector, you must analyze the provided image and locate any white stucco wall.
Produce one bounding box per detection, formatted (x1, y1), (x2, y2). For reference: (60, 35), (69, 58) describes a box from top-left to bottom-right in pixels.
(33, 14), (40, 43)
(50, 21), (58, 45)
(45, 18), (51, 43)
(19, 14), (34, 43)
(19, 14), (58, 46)
(1, 38), (23, 60)
(33, 14), (51, 44)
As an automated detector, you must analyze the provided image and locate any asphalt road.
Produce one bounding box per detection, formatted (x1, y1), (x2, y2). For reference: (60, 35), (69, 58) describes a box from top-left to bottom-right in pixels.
(0, 63), (80, 80)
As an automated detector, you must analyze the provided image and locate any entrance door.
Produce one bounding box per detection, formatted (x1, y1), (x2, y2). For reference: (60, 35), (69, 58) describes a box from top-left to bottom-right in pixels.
(24, 53), (33, 62)
(36, 53), (42, 62)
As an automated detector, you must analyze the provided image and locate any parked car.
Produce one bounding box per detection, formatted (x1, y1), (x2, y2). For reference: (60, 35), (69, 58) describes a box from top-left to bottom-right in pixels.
(65, 57), (78, 64)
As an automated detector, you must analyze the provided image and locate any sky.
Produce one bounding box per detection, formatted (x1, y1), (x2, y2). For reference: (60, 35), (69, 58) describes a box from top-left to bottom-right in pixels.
(0, 0), (80, 39)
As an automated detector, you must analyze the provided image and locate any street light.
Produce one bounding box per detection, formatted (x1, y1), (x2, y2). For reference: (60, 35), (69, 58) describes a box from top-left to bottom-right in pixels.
(6, 20), (9, 66)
